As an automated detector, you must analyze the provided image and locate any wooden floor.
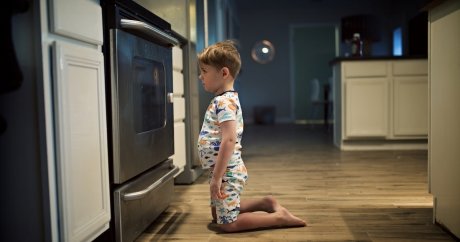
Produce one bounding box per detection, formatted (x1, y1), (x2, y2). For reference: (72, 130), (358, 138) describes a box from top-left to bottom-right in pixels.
(137, 124), (455, 242)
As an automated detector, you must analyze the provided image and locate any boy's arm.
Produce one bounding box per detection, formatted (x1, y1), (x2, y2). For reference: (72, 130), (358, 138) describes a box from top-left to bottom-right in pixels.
(210, 120), (236, 199)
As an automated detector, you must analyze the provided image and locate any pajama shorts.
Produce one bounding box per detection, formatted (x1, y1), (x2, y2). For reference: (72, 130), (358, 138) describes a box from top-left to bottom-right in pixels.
(209, 162), (248, 224)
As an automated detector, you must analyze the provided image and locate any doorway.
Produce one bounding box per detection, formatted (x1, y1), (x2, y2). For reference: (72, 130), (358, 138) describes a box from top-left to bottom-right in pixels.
(290, 25), (338, 123)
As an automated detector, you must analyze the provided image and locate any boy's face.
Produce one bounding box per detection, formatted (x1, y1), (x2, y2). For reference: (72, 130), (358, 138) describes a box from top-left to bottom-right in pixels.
(198, 63), (225, 94)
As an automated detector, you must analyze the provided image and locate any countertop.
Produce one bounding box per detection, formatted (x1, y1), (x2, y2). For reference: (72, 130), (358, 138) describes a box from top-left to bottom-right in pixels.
(329, 55), (427, 66)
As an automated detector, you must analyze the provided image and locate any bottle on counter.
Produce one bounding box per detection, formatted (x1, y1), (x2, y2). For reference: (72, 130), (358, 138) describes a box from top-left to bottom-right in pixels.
(351, 33), (363, 57)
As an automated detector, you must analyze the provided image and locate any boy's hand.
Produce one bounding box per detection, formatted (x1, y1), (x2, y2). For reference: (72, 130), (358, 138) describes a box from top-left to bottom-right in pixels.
(209, 120), (235, 200)
(210, 177), (227, 200)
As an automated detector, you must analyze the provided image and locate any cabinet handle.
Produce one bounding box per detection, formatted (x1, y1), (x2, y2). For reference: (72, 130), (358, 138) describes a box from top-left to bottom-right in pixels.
(122, 166), (179, 201)
(120, 19), (180, 47)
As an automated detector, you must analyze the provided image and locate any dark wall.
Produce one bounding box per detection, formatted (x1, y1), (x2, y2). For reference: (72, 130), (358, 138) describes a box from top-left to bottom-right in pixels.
(0, 1), (50, 241)
(235, 0), (428, 123)
(408, 11), (428, 56)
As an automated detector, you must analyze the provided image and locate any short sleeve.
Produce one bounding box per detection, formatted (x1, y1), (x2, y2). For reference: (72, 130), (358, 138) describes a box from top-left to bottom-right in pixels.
(216, 96), (238, 124)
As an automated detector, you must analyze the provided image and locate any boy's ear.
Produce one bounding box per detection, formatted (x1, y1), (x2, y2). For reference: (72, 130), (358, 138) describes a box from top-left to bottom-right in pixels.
(221, 67), (230, 78)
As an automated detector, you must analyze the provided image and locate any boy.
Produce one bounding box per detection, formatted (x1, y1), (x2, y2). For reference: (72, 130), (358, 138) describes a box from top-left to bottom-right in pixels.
(197, 40), (306, 233)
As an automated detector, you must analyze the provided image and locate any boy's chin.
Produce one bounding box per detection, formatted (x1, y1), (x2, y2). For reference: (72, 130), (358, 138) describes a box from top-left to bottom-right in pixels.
(203, 87), (215, 94)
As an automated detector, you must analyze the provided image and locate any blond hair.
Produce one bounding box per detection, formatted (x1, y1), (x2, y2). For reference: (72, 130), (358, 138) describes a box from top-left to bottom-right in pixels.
(198, 40), (241, 79)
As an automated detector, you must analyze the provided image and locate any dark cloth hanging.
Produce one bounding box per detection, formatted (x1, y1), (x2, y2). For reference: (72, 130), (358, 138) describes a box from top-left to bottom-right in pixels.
(0, 0), (29, 94)
(0, 0), (29, 135)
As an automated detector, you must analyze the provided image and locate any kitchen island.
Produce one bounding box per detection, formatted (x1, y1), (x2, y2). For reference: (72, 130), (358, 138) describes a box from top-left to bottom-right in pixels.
(331, 57), (428, 150)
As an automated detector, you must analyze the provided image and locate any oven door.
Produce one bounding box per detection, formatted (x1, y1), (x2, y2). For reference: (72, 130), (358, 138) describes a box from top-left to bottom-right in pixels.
(110, 28), (174, 184)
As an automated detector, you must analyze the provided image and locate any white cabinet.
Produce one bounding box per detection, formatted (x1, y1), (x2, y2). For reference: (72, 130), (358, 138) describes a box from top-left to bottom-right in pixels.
(392, 60), (429, 136)
(53, 42), (110, 241)
(40, 0), (109, 240)
(171, 46), (187, 175)
(429, 0), (460, 238)
(345, 78), (389, 137)
(343, 61), (390, 139)
(333, 59), (428, 150)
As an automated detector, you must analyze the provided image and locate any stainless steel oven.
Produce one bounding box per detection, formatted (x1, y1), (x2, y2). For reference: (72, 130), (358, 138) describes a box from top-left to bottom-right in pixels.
(110, 22), (177, 184)
(101, 1), (180, 241)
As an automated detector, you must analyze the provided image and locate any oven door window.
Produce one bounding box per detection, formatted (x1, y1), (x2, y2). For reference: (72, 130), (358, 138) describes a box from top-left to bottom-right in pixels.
(133, 57), (166, 133)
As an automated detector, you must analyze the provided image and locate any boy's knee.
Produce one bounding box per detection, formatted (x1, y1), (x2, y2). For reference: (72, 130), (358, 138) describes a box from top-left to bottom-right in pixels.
(219, 222), (238, 233)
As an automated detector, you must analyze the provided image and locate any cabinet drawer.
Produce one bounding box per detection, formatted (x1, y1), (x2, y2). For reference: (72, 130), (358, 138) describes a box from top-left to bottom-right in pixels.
(173, 122), (187, 172)
(172, 46), (183, 71)
(51, 0), (103, 44)
(344, 61), (388, 77)
(173, 97), (186, 122)
(173, 70), (184, 95)
(392, 60), (428, 76)
(114, 160), (177, 242)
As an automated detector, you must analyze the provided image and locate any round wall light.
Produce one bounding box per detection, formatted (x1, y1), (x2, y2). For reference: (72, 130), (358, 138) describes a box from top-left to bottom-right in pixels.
(251, 40), (275, 64)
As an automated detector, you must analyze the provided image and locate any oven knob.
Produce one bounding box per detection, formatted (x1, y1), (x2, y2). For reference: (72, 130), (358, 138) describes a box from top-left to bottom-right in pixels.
(167, 93), (174, 103)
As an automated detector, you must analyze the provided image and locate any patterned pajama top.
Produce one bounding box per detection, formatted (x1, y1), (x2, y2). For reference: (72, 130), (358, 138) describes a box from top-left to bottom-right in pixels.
(197, 91), (244, 169)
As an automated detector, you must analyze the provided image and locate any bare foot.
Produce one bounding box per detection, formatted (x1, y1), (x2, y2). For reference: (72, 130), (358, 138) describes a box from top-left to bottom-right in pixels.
(262, 196), (282, 213)
(278, 207), (307, 227)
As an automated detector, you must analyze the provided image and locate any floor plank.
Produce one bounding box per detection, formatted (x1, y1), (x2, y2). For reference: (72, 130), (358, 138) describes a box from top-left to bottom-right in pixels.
(137, 124), (455, 242)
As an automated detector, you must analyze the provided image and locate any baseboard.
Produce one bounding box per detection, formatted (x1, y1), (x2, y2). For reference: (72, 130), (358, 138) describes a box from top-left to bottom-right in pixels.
(174, 166), (204, 184)
(436, 221), (460, 241)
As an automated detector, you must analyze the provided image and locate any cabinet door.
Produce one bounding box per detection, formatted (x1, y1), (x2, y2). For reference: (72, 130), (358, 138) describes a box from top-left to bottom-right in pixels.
(53, 41), (110, 242)
(50, 0), (103, 44)
(393, 77), (428, 136)
(345, 78), (389, 138)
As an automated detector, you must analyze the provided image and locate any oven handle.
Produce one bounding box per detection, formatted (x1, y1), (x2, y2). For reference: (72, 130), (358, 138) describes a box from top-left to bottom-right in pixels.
(120, 19), (180, 46)
(167, 93), (174, 103)
(122, 166), (180, 201)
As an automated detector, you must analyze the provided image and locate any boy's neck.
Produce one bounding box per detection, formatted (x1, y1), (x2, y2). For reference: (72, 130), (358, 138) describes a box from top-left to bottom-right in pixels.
(214, 81), (235, 96)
